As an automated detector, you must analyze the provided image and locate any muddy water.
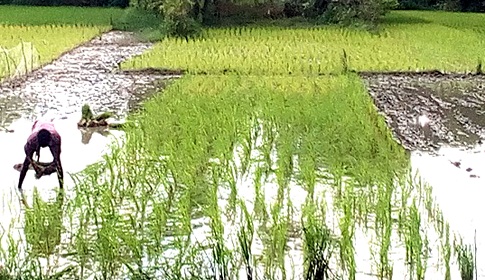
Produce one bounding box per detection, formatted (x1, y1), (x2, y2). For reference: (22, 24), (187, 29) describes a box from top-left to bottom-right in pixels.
(363, 72), (485, 278)
(0, 30), (177, 267)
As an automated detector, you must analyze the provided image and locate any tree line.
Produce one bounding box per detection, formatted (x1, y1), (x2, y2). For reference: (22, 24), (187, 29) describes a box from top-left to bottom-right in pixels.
(0, 0), (128, 7)
(0, 0), (482, 37)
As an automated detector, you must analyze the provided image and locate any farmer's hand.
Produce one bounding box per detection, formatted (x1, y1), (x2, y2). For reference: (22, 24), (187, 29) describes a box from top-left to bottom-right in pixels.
(31, 161), (44, 179)
(34, 170), (43, 179)
(30, 160), (43, 174)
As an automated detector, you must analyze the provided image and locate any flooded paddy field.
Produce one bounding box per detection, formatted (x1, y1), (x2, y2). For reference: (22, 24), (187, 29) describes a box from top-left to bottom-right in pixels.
(0, 30), (177, 277)
(51, 72), (479, 280)
(0, 13), (484, 280)
(362, 71), (485, 279)
(2, 58), (484, 280)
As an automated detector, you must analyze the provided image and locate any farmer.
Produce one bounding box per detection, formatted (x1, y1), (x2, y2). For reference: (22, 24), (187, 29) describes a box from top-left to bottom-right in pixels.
(17, 119), (64, 190)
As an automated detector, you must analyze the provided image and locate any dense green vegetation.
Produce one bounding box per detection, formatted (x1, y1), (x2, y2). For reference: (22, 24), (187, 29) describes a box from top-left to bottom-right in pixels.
(0, 5), (124, 26)
(398, 0), (484, 11)
(0, 3), (481, 280)
(123, 10), (485, 74)
(0, 0), (128, 8)
(0, 6), (126, 80)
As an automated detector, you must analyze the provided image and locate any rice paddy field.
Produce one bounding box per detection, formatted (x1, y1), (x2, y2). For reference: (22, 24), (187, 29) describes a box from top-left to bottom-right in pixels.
(0, 5), (485, 280)
(0, 6), (122, 80)
(122, 10), (485, 75)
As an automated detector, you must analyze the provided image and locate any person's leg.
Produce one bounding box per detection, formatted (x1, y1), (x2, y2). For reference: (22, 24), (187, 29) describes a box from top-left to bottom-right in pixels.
(49, 144), (64, 189)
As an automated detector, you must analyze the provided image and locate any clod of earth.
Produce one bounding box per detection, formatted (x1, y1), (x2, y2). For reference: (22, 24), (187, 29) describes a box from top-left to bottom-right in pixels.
(450, 161), (461, 168)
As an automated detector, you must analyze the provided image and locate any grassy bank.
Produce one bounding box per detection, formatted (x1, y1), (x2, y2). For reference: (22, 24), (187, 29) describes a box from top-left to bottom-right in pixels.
(0, 5), (124, 26)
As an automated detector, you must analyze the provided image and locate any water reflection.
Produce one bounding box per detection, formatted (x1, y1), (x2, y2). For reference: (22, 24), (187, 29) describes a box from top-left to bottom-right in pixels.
(0, 94), (35, 131)
(20, 188), (65, 257)
(411, 144), (485, 278)
(79, 127), (111, 145)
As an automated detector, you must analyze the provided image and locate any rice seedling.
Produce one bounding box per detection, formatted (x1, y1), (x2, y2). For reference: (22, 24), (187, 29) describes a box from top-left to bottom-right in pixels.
(122, 10), (485, 75)
(301, 197), (338, 280)
(0, 24), (110, 80)
(0, 73), (447, 280)
(454, 237), (475, 280)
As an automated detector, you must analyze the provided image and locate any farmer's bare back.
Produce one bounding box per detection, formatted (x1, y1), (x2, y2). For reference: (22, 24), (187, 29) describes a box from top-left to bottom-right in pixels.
(18, 119), (64, 190)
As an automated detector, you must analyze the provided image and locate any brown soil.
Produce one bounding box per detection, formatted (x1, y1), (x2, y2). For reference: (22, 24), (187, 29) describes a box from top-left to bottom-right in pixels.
(360, 71), (485, 152)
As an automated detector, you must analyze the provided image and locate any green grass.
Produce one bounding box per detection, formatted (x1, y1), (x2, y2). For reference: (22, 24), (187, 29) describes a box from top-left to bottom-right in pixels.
(0, 5), (125, 80)
(0, 5), (125, 26)
(122, 10), (485, 75)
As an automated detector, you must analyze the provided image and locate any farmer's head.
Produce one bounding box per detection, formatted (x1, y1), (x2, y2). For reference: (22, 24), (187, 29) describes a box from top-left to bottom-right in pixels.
(37, 129), (52, 148)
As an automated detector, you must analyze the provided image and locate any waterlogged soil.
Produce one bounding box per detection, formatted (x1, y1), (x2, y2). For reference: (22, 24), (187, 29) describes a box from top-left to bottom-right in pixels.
(361, 71), (485, 152)
(0, 30), (178, 261)
(362, 71), (485, 278)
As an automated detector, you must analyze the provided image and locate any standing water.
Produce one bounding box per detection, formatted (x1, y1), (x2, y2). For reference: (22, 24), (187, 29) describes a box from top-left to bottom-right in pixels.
(0, 31), (175, 273)
(364, 71), (485, 279)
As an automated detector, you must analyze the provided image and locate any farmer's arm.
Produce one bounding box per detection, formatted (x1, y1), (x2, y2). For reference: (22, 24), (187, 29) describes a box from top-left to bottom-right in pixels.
(49, 136), (64, 189)
(18, 140), (40, 190)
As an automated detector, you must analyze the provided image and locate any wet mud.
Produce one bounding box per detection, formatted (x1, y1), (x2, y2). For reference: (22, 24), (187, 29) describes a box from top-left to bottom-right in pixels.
(361, 71), (485, 153)
(0, 30), (180, 128)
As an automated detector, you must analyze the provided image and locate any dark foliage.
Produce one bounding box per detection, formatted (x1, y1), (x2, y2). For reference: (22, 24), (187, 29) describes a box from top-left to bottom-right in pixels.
(397, 0), (485, 11)
(1, 0), (129, 8)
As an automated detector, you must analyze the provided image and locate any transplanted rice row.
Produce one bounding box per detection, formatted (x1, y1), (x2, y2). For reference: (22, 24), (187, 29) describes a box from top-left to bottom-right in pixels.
(122, 11), (485, 76)
(0, 8), (479, 279)
(0, 74), (473, 279)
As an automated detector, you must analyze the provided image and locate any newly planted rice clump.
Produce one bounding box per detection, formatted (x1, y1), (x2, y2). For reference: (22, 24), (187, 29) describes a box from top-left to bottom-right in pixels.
(6, 74), (463, 279)
(122, 10), (485, 75)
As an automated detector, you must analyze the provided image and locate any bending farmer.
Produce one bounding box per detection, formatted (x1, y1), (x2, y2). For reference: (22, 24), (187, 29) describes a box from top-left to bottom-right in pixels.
(18, 119), (64, 190)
